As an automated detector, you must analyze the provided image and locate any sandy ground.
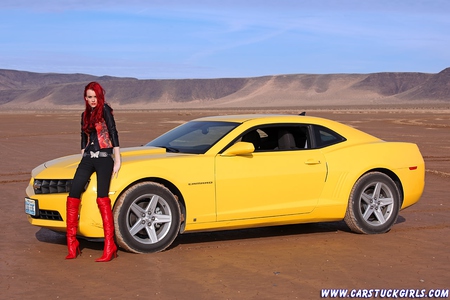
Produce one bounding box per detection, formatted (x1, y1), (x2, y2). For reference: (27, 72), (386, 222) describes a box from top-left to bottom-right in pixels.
(1, 107), (449, 299)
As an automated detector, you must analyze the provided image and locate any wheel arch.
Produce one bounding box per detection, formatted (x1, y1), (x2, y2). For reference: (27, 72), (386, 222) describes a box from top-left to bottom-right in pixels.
(359, 168), (404, 206)
(113, 177), (187, 233)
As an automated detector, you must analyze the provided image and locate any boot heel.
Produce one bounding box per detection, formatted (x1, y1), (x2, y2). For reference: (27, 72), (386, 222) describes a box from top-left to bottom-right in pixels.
(95, 244), (117, 262)
(65, 240), (81, 259)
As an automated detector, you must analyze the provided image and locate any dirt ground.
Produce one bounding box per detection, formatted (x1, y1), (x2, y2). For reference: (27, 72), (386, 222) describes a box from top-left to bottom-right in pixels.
(1, 107), (449, 299)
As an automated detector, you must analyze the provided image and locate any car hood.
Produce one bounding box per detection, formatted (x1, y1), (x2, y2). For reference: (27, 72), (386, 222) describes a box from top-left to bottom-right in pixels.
(32, 147), (176, 179)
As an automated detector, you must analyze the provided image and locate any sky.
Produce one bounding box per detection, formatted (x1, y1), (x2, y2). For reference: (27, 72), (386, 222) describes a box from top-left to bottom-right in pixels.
(0, 0), (449, 79)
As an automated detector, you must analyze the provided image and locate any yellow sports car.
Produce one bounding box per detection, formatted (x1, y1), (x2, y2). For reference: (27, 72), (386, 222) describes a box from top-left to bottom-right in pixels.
(25, 114), (425, 253)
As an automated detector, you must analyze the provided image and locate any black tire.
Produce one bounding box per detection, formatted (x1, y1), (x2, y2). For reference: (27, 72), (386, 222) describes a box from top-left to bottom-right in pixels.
(113, 182), (181, 253)
(344, 172), (400, 234)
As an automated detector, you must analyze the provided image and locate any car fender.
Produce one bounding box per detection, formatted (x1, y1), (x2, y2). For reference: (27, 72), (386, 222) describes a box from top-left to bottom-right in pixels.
(317, 141), (424, 216)
(109, 154), (217, 225)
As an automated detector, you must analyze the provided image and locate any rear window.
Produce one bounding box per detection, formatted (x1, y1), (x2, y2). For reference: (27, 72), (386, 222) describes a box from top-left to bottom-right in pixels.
(313, 125), (345, 148)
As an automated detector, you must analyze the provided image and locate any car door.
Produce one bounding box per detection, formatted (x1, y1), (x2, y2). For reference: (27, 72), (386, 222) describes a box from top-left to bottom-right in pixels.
(214, 125), (327, 221)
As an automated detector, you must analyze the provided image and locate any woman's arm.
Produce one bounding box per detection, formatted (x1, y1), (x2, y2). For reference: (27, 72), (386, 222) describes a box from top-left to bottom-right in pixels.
(103, 104), (121, 177)
(103, 104), (119, 147)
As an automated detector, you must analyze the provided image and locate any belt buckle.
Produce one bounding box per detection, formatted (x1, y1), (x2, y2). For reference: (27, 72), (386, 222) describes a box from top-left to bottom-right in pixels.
(90, 151), (100, 158)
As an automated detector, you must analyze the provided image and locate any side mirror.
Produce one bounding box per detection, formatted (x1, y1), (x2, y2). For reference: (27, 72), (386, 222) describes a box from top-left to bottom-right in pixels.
(221, 142), (255, 156)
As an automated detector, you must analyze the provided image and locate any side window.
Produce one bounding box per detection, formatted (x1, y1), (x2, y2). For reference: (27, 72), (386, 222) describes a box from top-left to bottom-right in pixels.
(313, 125), (345, 148)
(239, 125), (310, 152)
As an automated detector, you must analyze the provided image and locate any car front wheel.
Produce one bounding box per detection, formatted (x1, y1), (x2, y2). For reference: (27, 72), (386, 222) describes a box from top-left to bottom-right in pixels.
(344, 172), (400, 234)
(113, 182), (181, 253)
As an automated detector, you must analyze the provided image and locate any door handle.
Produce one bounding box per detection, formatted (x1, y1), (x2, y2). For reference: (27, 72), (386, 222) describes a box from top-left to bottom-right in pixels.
(305, 159), (321, 165)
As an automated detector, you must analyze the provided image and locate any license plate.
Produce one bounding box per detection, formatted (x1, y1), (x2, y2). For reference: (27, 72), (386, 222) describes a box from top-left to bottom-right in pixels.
(25, 197), (37, 216)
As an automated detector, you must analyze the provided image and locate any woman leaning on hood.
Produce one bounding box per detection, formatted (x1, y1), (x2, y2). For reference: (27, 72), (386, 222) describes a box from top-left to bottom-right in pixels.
(65, 81), (121, 262)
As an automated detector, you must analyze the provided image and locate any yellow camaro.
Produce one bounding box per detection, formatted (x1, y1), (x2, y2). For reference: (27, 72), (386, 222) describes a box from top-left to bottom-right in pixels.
(25, 114), (425, 253)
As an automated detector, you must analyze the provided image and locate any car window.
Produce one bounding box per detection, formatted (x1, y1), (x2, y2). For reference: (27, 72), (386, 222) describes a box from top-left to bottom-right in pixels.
(238, 125), (310, 152)
(313, 125), (345, 148)
(146, 121), (239, 154)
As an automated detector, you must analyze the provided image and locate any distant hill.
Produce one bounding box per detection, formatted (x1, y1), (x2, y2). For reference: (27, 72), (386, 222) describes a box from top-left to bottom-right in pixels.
(0, 68), (448, 110)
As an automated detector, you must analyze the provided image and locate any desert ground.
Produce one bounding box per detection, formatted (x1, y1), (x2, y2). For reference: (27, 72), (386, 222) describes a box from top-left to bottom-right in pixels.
(1, 106), (449, 299)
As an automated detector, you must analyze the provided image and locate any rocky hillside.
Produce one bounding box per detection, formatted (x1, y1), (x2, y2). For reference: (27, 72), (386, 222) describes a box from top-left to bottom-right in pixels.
(0, 68), (448, 109)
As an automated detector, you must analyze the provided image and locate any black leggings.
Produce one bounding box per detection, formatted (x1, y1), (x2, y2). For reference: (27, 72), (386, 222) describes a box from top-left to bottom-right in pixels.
(69, 155), (114, 199)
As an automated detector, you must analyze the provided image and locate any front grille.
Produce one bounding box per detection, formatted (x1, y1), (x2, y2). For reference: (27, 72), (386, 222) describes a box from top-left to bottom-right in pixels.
(34, 210), (63, 221)
(34, 179), (73, 194)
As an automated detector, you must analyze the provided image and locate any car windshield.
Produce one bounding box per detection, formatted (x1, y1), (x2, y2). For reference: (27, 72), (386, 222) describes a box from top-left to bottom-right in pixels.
(145, 121), (239, 154)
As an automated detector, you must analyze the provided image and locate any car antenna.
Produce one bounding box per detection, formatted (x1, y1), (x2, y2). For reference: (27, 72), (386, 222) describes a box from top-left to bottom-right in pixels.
(299, 112), (306, 116)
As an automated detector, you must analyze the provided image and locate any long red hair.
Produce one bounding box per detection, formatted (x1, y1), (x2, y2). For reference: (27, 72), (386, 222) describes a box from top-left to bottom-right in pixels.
(82, 82), (108, 133)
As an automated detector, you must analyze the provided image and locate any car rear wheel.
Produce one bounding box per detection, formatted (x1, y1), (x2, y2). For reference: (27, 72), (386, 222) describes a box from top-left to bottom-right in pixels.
(113, 182), (181, 253)
(344, 172), (400, 234)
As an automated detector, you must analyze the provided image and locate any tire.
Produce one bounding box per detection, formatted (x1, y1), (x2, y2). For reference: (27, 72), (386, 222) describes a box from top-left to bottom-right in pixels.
(344, 172), (400, 234)
(113, 182), (181, 253)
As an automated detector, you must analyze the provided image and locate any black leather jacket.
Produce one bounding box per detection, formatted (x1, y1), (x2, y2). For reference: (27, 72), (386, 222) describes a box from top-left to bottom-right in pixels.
(81, 104), (120, 152)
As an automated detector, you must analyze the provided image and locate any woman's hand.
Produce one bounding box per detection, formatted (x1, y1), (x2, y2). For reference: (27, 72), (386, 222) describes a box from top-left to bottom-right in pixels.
(112, 147), (121, 178)
(112, 160), (121, 178)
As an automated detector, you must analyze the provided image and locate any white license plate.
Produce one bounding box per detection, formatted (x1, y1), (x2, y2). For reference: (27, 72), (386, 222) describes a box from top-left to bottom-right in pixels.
(25, 197), (37, 216)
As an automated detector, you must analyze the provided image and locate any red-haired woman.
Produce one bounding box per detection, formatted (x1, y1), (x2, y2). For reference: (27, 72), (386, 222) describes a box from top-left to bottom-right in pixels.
(65, 82), (121, 262)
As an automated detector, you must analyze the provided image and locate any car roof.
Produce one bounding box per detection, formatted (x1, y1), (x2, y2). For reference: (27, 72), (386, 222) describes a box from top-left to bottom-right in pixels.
(193, 114), (322, 124)
(193, 114), (380, 142)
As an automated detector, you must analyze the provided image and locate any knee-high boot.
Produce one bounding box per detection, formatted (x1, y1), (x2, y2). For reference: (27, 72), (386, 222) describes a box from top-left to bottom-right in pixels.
(95, 197), (118, 262)
(65, 197), (81, 259)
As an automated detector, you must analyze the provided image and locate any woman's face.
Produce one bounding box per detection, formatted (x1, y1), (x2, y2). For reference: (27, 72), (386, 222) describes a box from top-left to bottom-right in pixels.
(85, 89), (98, 108)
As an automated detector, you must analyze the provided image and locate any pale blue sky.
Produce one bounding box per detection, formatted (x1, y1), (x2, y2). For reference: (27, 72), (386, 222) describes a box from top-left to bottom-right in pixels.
(1, 0), (449, 79)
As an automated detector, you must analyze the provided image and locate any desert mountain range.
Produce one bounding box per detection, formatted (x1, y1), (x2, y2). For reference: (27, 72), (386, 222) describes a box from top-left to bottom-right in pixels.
(0, 68), (449, 110)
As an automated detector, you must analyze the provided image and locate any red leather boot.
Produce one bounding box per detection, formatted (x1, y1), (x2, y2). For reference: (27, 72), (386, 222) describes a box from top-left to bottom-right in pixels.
(65, 197), (81, 259)
(95, 197), (118, 262)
